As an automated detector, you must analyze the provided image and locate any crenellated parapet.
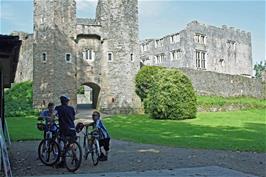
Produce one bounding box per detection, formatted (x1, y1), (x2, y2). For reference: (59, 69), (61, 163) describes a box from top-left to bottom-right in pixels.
(187, 20), (251, 41)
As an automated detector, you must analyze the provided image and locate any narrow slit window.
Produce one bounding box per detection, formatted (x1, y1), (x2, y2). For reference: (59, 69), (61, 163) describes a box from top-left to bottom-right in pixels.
(42, 52), (47, 63)
(65, 53), (71, 63)
(130, 53), (134, 62)
(108, 52), (113, 62)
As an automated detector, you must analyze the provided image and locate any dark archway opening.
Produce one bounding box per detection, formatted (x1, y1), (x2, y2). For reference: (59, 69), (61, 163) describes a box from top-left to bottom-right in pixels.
(77, 82), (100, 110)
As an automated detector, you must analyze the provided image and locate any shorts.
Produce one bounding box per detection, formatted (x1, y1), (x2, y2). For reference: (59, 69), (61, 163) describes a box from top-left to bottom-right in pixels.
(61, 129), (77, 144)
(99, 138), (110, 151)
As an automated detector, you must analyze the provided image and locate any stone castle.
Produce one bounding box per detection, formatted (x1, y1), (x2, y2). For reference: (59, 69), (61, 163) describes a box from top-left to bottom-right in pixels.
(13, 0), (263, 113)
(140, 21), (252, 76)
(32, 0), (142, 114)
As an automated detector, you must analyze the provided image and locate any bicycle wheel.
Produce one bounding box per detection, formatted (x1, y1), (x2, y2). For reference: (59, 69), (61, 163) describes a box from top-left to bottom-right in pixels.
(38, 139), (60, 166)
(83, 136), (89, 160)
(91, 139), (100, 166)
(64, 141), (82, 172)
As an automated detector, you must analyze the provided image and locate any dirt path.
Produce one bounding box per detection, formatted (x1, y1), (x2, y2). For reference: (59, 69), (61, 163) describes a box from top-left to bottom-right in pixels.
(5, 140), (266, 177)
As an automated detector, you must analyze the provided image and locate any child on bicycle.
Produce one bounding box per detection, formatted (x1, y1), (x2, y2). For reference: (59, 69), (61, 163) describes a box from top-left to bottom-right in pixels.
(39, 102), (58, 138)
(92, 111), (110, 161)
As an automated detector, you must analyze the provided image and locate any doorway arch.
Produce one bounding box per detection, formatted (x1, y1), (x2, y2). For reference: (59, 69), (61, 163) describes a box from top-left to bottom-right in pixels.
(77, 82), (101, 110)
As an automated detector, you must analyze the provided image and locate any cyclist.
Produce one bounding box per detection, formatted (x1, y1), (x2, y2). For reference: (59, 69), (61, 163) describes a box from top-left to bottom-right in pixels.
(92, 111), (110, 161)
(39, 102), (58, 138)
(55, 95), (76, 167)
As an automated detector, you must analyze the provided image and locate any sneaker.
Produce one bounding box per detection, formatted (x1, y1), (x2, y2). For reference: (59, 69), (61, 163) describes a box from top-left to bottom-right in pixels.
(55, 161), (65, 168)
(99, 155), (107, 161)
(99, 153), (105, 158)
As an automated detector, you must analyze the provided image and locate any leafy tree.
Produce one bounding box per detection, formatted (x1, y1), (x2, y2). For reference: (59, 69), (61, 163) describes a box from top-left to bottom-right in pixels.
(254, 61), (266, 79)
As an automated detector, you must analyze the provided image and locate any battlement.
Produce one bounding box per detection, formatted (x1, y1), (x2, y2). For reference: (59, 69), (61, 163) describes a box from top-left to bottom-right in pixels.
(187, 20), (251, 38)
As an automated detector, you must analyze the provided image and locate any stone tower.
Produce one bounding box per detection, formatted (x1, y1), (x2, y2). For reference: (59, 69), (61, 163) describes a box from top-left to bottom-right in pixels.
(33, 0), (77, 107)
(95, 0), (141, 113)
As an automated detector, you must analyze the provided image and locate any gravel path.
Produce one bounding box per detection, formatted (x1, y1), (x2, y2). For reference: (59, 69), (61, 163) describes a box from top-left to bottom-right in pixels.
(5, 140), (266, 177)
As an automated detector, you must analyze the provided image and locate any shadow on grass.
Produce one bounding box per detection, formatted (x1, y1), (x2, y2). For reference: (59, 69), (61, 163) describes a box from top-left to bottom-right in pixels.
(105, 115), (266, 152)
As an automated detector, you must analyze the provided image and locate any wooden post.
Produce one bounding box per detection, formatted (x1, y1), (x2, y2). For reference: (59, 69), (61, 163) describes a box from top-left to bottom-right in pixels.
(0, 70), (3, 133)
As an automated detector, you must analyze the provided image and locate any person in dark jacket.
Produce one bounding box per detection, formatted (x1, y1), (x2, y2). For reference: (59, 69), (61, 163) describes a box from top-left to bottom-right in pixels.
(55, 95), (76, 168)
(55, 95), (76, 142)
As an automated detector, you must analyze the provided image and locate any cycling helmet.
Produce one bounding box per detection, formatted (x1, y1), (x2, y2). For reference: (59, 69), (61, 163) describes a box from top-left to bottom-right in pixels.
(76, 122), (84, 133)
(60, 95), (70, 104)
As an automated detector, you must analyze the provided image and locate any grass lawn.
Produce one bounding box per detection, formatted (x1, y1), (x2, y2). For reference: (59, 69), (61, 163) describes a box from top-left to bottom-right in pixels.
(197, 96), (266, 109)
(7, 116), (42, 141)
(6, 109), (266, 152)
(104, 109), (266, 152)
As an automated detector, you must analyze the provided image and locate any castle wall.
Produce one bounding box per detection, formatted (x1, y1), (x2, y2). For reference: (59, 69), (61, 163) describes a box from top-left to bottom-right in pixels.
(95, 0), (142, 114)
(141, 21), (252, 76)
(33, 0), (77, 108)
(12, 32), (33, 83)
(180, 68), (265, 98)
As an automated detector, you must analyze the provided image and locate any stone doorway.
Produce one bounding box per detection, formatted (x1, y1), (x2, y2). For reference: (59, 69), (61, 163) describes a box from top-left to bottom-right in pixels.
(77, 82), (101, 111)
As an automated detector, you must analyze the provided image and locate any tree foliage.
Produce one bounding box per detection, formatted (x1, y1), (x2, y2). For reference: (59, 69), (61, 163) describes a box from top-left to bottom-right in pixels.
(254, 61), (266, 79)
(5, 81), (37, 117)
(136, 66), (197, 120)
(135, 66), (163, 100)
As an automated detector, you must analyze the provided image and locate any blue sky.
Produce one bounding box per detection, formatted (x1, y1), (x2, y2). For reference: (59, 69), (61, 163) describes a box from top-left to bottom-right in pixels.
(0, 0), (265, 66)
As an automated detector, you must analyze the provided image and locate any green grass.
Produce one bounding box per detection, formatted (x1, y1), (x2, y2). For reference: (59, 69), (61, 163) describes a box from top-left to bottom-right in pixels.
(197, 96), (266, 110)
(6, 116), (42, 141)
(6, 109), (266, 152)
(104, 109), (266, 152)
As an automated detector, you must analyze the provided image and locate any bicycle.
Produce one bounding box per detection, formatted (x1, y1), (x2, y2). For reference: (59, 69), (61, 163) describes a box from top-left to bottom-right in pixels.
(37, 118), (82, 172)
(37, 117), (60, 166)
(76, 122), (101, 166)
(58, 134), (82, 172)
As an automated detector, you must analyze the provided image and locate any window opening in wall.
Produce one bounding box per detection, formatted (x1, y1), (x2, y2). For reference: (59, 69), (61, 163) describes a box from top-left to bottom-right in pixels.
(170, 49), (182, 61)
(83, 49), (95, 61)
(194, 33), (206, 44)
(154, 55), (158, 64)
(196, 50), (206, 69)
(170, 34), (180, 44)
(130, 53), (134, 62)
(65, 53), (71, 63)
(227, 40), (236, 50)
(108, 52), (113, 62)
(42, 52), (47, 63)
(155, 40), (159, 48)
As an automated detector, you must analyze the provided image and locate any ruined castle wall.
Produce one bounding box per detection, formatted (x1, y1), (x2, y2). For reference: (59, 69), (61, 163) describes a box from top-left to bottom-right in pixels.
(141, 21), (252, 76)
(12, 32), (33, 83)
(185, 21), (252, 76)
(180, 68), (265, 98)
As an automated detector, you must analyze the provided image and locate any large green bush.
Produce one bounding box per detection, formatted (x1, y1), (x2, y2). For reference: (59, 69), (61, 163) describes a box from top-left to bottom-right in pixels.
(135, 66), (163, 101)
(143, 68), (197, 120)
(4, 81), (37, 117)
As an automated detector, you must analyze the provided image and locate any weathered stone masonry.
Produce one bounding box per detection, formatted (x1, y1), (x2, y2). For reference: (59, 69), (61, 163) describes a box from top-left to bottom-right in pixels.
(141, 21), (252, 77)
(32, 0), (141, 114)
